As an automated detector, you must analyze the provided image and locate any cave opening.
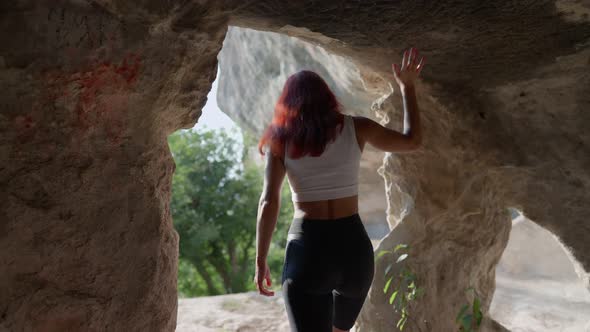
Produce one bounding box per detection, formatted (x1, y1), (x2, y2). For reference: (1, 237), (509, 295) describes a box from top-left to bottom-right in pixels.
(214, 25), (393, 247)
(490, 208), (590, 331)
(171, 26), (393, 330)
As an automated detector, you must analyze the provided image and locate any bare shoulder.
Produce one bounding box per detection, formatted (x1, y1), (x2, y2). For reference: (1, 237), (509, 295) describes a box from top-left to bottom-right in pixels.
(351, 115), (379, 143)
(261, 147), (286, 201)
(351, 115), (419, 152)
(265, 146), (285, 168)
(351, 115), (375, 128)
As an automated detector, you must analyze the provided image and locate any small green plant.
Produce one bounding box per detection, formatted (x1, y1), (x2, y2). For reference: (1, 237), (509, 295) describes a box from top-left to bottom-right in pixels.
(376, 244), (424, 331)
(456, 287), (483, 332)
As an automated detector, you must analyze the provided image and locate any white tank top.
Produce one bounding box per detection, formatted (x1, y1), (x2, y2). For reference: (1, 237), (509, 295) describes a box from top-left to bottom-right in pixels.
(284, 114), (362, 202)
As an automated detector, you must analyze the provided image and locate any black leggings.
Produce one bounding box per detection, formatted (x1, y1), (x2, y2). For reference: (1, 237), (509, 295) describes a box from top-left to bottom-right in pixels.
(281, 213), (375, 331)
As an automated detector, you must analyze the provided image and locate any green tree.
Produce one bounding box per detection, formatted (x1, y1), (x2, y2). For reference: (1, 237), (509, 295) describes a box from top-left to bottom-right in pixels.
(169, 128), (292, 297)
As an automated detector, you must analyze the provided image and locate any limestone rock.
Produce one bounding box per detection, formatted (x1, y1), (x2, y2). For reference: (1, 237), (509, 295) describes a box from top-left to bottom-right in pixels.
(0, 1), (228, 330)
(217, 26), (386, 134)
(490, 216), (590, 331)
(1, 1), (589, 331)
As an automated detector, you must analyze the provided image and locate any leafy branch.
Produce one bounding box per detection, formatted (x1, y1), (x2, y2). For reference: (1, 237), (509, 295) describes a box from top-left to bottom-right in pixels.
(456, 287), (483, 332)
(377, 244), (424, 331)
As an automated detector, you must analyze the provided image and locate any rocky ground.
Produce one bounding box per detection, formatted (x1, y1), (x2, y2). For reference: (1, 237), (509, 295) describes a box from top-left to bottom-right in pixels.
(177, 218), (590, 332)
(176, 291), (291, 332)
(177, 282), (590, 332)
(177, 280), (589, 332)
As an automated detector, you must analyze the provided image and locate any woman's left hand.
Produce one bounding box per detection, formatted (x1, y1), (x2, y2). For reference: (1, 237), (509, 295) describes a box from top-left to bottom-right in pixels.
(254, 259), (274, 296)
(392, 47), (425, 90)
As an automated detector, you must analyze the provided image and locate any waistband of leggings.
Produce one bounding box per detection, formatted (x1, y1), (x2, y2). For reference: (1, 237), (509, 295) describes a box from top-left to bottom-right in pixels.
(292, 213), (360, 224)
(288, 213), (361, 235)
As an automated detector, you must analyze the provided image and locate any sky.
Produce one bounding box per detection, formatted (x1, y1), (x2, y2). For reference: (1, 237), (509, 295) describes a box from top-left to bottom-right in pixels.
(191, 71), (245, 166)
(194, 72), (240, 134)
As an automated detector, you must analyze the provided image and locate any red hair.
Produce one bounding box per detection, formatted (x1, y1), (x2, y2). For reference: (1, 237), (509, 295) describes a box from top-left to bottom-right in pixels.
(258, 70), (344, 159)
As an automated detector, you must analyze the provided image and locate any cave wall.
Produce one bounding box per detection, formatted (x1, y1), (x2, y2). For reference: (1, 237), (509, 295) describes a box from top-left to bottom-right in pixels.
(1, 0), (589, 331)
(490, 215), (590, 330)
(0, 1), (228, 330)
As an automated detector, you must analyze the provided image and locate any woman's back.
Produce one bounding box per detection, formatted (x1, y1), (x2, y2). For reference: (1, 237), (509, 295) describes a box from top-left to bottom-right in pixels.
(284, 114), (363, 219)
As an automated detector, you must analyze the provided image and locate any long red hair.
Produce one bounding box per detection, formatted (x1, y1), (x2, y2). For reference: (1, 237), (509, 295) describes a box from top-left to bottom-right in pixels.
(258, 70), (344, 159)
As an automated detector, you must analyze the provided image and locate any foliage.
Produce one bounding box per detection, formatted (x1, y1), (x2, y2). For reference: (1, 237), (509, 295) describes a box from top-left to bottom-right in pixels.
(169, 128), (292, 297)
(177, 258), (216, 297)
(377, 244), (424, 331)
(456, 287), (483, 332)
(377, 246), (485, 332)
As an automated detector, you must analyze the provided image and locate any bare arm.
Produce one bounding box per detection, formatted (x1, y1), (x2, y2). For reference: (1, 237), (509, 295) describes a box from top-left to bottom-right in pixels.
(356, 48), (425, 152)
(254, 148), (286, 296)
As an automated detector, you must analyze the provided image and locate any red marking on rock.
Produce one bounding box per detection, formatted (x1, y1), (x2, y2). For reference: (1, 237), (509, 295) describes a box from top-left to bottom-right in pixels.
(39, 53), (142, 145)
(14, 115), (35, 130)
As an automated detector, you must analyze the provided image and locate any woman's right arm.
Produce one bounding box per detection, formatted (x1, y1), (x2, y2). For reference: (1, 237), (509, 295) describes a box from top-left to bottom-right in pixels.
(356, 48), (425, 153)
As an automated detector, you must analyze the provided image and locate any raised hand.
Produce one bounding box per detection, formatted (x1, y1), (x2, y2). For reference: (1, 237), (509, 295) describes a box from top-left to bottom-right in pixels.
(392, 47), (425, 90)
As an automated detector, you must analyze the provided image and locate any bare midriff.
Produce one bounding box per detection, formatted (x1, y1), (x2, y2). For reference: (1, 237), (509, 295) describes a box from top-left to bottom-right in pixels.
(292, 195), (358, 220)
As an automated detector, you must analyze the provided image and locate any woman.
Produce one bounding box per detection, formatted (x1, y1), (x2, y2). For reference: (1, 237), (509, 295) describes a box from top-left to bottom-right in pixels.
(254, 48), (425, 332)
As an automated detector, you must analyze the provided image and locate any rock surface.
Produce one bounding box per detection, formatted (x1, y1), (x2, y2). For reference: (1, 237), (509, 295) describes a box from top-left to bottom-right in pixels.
(176, 292), (291, 332)
(490, 215), (590, 331)
(1, 1), (589, 331)
(0, 1), (228, 330)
